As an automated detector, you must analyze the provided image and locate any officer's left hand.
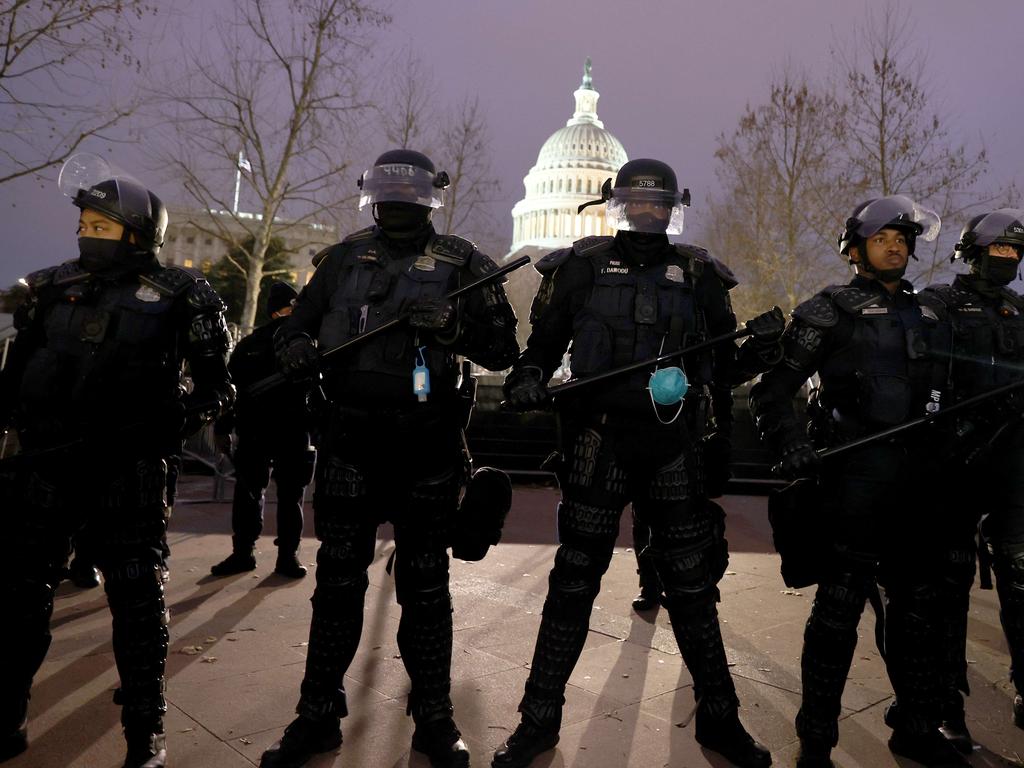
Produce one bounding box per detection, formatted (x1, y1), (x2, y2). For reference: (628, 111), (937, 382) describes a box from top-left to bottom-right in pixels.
(702, 432), (732, 498)
(746, 306), (786, 344)
(407, 298), (457, 333)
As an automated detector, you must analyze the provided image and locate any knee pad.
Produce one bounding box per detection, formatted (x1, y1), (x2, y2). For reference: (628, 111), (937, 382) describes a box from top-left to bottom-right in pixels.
(314, 455), (366, 506)
(544, 543), (611, 618)
(943, 546), (977, 593)
(649, 452), (691, 502)
(811, 572), (871, 631)
(556, 499), (621, 550)
(394, 547), (450, 612)
(993, 542), (1024, 598)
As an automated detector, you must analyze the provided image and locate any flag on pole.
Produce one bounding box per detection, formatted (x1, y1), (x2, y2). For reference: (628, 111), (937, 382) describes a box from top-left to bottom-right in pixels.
(238, 151), (251, 173)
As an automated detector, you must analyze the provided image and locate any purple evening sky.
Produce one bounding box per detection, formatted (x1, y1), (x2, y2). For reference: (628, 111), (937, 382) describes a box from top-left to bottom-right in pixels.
(0, 0), (1020, 287)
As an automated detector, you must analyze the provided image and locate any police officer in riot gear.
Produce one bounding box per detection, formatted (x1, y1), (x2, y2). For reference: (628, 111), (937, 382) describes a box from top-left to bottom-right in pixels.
(211, 282), (316, 579)
(259, 149), (519, 768)
(749, 195), (971, 767)
(495, 158), (782, 768)
(0, 161), (233, 768)
(920, 209), (1024, 751)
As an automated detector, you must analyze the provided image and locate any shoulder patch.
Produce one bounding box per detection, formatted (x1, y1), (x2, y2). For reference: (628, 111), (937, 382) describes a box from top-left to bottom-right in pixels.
(572, 235), (614, 257)
(829, 284), (885, 314)
(429, 234), (475, 266)
(140, 265), (202, 298)
(793, 291), (839, 328)
(535, 247), (575, 276)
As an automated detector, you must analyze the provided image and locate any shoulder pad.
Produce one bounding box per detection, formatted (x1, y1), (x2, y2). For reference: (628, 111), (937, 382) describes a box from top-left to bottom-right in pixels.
(535, 247), (575, 276)
(140, 265), (204, 298)
(829, 284), (884, 314)
(792, 291), (839, 328)
(999, 287), (1024, 311)
(572, 236), (614, 257)
(312, 242), (345, 268)
(683, 246), (737, 289)
(429, 234), (475, 266)
(922, 283), (973, 310)
(25, 260), (90, 292)
(341, 226), (376, 245)
(468, 251), (502, 280)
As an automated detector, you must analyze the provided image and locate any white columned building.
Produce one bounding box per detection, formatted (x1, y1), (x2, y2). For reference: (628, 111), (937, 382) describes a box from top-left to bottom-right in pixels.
(504, 59), (628, 350)
(509, 58), (628, 253)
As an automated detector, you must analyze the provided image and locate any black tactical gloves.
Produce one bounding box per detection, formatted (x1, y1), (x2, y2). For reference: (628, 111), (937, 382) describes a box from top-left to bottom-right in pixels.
(503, 365), (549, 411)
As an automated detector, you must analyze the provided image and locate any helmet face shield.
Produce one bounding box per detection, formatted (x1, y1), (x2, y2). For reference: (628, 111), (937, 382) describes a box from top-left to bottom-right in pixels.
(606, 187), (685, 235)
(358, 164), (444, 210)
(969, 208), (1024, 249)
(854, 195), (941, 243)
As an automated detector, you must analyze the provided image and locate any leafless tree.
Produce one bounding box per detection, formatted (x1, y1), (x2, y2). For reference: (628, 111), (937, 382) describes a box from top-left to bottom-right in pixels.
(703, 69), (845, 318)
(378, 50), (436, 151)
(0, 0), (153, 185)
(833, 1), (995, 284)
(154, 0), (388, 332)
(436, 95), (502, 246)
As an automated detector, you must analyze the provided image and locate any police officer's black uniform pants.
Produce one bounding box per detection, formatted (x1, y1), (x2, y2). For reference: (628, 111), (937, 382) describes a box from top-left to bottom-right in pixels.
(939, 422), (1024, 717)
(295, 409), (462, 727)
(0, 455), (170, 734)
(229, 432), (314, 555)
(797, 441), (945, 747)
(517, 415), (737, 729)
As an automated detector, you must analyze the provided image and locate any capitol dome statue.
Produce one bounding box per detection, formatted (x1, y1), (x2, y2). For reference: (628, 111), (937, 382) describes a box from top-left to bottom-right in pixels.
(509, 58), (628, 252)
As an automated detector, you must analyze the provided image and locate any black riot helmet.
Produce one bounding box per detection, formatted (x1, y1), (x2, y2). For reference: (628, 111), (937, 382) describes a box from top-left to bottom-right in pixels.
(578, 158), (690, 235)
(838, 194), (940, 261)
(953, 208), (1024, 262)
(72, 177), (168, 256)
(954, 208), (1024, 285)
(358, 149), (450, 236)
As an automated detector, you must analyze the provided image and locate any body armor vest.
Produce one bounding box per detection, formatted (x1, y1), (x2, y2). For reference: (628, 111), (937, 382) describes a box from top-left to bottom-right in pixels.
(18, 272), (183, 438)
(815, 283), (945, 429)
(568, 240), (707, 392)
(317, 233), (461, 383)
(930, 277), (1024, 400)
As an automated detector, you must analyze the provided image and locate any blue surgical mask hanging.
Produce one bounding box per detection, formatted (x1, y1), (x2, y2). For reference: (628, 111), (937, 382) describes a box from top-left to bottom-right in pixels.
(647, 336), (688, 424)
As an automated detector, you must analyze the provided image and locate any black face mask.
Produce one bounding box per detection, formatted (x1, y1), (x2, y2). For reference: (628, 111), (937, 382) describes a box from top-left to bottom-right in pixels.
(618, 231), (669, 267)
(78, 236), (152, 277)
(978, 254), (1020, 286)
(78, 237), (126, 275)
(373, 202), (431, 238)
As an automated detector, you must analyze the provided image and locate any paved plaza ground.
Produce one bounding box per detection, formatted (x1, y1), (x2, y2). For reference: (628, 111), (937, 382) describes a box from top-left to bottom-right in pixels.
(8, 475), (1024, 767)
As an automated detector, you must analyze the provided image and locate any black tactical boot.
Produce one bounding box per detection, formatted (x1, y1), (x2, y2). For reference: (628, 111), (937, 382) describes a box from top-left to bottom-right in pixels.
(694, 708), (772, 767)
(1014, 694), (1024, 729)
(0, 700), (28, 762)
(491, 719), (560, 768)
(259, 715), (342, 768)
(122, 725), (166, 768)
(939, 713), (974, 754)
(888, 728), (969, 767)
(210, 549), (257, 576)
(274, 550), (307, 579)
(795, 739), (833, 768)
(631, 589), (660, 612)
(411, 716), (470, 768)
(69, 558), (101, 589)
